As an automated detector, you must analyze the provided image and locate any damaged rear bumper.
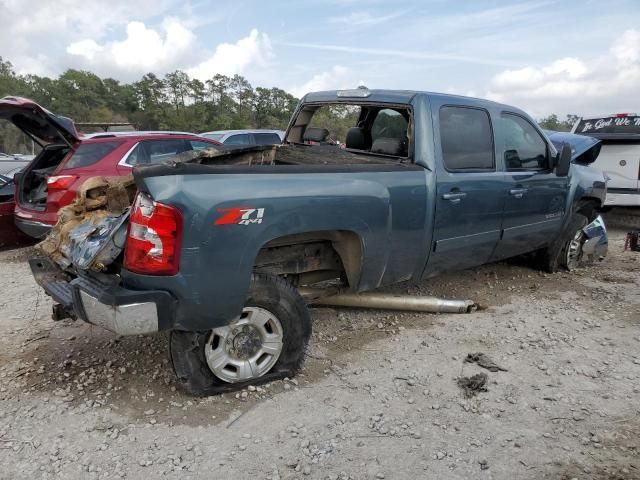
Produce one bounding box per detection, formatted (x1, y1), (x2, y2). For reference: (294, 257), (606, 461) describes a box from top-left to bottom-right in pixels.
(29, 257), (175, 335)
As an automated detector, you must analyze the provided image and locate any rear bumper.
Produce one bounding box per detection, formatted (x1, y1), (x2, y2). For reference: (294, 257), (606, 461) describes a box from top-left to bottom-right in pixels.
(15, 218), (53, 239)
(29, 257), (175, 335)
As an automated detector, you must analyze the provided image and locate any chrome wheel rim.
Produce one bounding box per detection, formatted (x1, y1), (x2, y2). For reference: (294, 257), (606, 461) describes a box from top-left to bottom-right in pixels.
(204, 306), (284, 383)
(565, 229), (584, 271)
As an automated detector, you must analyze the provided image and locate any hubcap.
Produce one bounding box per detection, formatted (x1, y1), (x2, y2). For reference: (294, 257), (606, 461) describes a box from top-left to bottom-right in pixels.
(565, 229), (584, 271)
(204, 306), (284, 383)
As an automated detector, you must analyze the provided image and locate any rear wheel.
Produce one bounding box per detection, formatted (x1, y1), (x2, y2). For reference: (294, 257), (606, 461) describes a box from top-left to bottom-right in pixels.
(170, 274), (311, 395)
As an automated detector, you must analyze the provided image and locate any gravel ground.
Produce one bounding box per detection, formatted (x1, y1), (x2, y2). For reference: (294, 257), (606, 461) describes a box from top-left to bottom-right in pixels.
(0, 226), (639, 480)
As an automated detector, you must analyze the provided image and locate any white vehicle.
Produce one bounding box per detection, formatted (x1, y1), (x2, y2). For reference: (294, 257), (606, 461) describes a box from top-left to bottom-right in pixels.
(199, 129), (284, 146)
(573, 114), (640, 207)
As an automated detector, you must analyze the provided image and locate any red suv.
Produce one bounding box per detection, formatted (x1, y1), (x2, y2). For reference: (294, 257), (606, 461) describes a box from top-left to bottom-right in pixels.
(0, 97), (222, 238)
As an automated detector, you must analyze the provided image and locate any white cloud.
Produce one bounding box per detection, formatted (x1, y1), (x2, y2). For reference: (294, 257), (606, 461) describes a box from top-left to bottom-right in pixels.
(66, 18), (197, 75)
(327, 11), (407, 26)
(611, 29), (640, 64)
(66, 40), (103, 61)
(187, 29), (273, 80)
(0, 0), (179, 75)
(486, 29), (640, 116)
(290, 66), (365, 98)
(280, 41), (518, 67)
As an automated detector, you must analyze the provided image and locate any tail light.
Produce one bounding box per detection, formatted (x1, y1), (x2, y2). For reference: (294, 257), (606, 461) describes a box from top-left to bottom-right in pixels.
(124, 193), (183, 275)
(47, 175), (78, 190)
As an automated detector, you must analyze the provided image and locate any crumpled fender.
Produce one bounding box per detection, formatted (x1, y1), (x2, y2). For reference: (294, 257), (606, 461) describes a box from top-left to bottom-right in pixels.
(581, 215), (608, 263)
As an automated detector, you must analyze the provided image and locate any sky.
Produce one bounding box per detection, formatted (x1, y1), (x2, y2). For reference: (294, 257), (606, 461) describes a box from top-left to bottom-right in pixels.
(1, 0), (639, 118)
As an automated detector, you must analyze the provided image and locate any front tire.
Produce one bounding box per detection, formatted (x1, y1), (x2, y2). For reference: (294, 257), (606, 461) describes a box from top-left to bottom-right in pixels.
(538, 213), (589, 273)
(170, 274), (311, 395)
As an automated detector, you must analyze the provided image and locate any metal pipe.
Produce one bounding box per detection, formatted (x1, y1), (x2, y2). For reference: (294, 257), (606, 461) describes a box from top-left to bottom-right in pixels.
(298, 288), (477, 314)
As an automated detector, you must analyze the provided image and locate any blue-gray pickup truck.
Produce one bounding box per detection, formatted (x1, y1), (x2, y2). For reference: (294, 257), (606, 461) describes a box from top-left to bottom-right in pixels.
(30, 88), (608, 395)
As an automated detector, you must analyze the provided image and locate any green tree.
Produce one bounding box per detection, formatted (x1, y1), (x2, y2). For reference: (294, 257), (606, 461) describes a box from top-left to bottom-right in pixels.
(0, 57), (301, 141)
(538, 114), (579, 132)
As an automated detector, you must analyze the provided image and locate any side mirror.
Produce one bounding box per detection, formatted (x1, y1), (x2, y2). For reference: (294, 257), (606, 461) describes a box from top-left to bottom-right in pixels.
(555, 143), (572, 177)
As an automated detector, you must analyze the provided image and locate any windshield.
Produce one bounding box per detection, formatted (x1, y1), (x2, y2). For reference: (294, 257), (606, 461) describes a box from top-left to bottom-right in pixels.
(201, 133), (224, 142)
(575, 116), (640, 135)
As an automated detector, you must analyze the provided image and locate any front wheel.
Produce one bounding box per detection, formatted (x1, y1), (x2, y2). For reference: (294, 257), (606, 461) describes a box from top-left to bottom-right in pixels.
(170, 274), (312, 395)
(538, 213), (589, 273)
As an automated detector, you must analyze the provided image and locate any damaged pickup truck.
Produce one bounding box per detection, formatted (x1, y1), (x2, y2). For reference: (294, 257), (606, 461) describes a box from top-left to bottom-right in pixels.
(29, 88), (608, 395)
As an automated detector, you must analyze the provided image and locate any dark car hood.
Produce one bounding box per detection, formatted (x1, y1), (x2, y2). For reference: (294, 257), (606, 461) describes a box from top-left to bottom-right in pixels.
(0, 96), (79, 147)
(543, 130), (601, 165)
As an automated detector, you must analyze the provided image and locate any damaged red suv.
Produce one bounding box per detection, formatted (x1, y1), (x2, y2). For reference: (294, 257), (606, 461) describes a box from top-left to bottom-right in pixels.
(0, 97), (222, 238)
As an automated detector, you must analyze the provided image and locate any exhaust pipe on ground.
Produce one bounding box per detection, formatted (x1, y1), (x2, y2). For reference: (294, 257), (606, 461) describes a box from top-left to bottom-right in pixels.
(298, 288), (478, 314)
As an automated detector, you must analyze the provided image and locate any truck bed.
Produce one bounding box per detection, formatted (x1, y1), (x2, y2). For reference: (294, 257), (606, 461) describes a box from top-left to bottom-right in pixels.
(186, 143), (404, 167)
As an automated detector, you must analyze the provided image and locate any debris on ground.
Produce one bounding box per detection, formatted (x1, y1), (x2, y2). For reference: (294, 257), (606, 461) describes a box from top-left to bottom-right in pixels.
(457, 373), (488, 397)
(464, 352), (508, 372)
(0, 227), (638, 479)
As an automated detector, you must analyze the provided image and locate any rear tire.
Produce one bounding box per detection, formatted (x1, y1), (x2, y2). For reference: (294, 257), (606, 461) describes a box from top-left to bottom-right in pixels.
(537, 213), (589, 273)
(170, 274), (311, 396)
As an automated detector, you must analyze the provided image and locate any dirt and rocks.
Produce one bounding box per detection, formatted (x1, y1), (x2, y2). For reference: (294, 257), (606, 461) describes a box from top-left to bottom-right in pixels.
(1, 226), (639, 480)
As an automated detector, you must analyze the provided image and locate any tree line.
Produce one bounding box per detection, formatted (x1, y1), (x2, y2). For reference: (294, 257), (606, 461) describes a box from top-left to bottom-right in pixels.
(0, 56), (578, 154)
(0, 57), (299, 153)
(537, 114), (579, 132)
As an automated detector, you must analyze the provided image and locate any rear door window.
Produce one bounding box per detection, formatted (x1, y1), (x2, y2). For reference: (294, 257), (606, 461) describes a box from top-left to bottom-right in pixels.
(66, 141), (122, 168)
(254, 133), (282, 145)
(439, 106), (494, 171)
(0, 175), (13, 199)
(500, 113), (549, 170)
(126, 139), (191, 165)
(224, 134), (252, 145)
(125, 143), (148, 165)
(144, 139), (190, 164)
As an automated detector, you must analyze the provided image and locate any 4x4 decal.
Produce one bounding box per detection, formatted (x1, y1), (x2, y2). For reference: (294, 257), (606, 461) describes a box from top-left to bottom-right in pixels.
(214, 207), (265, 226)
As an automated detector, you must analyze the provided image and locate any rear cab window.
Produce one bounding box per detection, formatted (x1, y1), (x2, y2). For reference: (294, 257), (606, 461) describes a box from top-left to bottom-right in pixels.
(297, 103), (412, 160)
(65, 141), (123, 169)
(439, 106), (494, 171)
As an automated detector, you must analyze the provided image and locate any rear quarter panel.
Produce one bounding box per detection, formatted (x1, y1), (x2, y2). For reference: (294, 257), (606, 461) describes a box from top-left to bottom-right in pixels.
(122, 166), (430, 330)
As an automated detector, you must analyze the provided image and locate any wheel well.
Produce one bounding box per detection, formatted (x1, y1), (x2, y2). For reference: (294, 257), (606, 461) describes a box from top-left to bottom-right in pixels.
(576, 197), (601, 222)
(253, 230), (363, 288)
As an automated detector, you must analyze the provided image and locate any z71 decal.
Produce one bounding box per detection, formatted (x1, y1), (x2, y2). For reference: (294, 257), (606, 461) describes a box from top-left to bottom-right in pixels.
(215, 207), (265, 226)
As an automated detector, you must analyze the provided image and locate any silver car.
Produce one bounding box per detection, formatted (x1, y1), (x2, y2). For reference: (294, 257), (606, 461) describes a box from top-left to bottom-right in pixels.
(199, 129), (284, 146)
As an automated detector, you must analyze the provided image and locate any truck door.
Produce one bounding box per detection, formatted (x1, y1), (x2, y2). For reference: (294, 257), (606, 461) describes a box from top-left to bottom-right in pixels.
(492, 112), (568, 260)
(425, 104), (504, 277)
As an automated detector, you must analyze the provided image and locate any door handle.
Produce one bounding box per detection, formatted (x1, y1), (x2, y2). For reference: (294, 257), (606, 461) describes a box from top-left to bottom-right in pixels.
(509, 188), (529, 198)
(442, 192), (467, 203)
